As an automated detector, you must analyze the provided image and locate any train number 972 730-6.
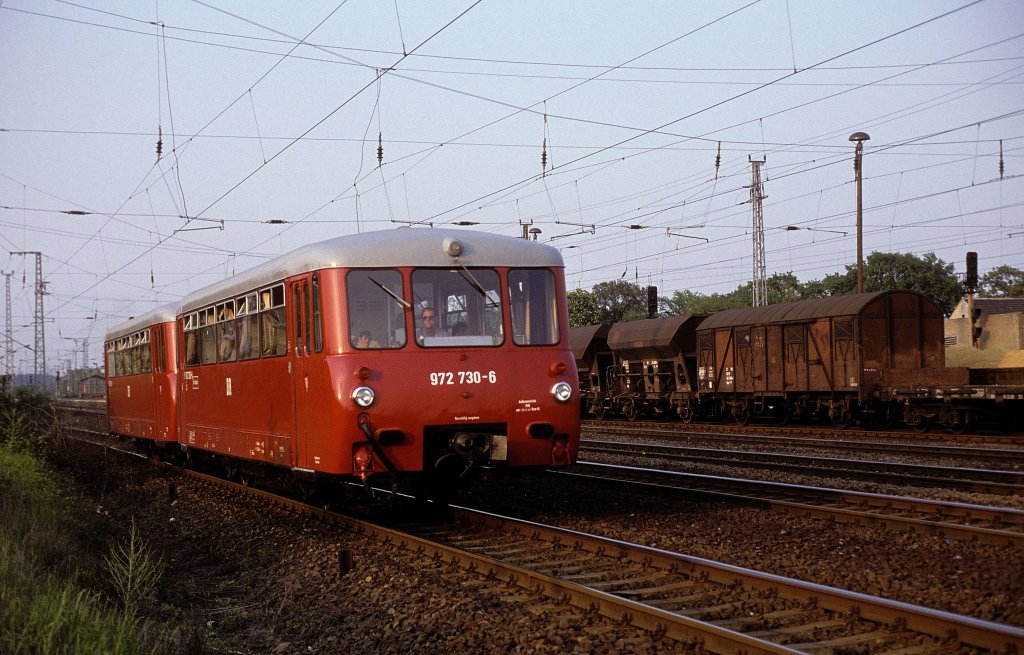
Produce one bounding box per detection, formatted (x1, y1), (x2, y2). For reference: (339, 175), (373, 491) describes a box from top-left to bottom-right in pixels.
(429, 370), (497, 386)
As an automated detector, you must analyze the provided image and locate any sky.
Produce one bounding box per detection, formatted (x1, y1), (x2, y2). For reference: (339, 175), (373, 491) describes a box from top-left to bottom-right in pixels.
(1, 0), (1022, 375)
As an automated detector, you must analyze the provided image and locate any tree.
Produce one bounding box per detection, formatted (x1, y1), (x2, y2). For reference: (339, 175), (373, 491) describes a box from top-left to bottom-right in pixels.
(979, 265), (1024, 297)
(806, 251), (962, 315)
(591, 280), (647, 323)
(567, 288), (601, 327)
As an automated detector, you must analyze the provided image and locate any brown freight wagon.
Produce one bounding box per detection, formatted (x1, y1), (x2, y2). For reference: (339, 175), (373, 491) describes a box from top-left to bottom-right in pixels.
(605, 314), (707, 421)
(695, 290), (948, 427)
(569, 324), (613, 418)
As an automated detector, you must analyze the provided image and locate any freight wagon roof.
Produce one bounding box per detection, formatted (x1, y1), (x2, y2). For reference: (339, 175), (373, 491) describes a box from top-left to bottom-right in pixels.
(607, 314), (705, 356)
(105, 303), (179, 342)
(180, 228), (563, 313)
(696, 290), (936, 330)
(570, 324), (610, 365)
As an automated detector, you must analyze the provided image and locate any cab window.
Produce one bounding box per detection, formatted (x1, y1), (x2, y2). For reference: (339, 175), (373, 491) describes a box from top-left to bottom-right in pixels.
(508, 269), (559, 346)
(411, 268), (502, 347)
(346, 270), (406, 349)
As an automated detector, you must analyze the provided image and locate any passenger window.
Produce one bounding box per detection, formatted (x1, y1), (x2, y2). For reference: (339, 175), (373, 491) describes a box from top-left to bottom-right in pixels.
(236, 293), (259, 361)
(198, 307), (216, 365)
(312, 273), (323, 353)
(260, 284), (287, 357)
(411, 268), (503, 348)
(346, 270), (406, 349)
(508, 269), (558, 346)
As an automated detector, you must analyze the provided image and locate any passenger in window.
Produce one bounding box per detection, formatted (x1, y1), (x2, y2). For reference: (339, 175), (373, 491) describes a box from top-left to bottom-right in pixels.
(451, 321), (469, 336)
(355, 330), (380, 349)
(417, 307), (441, 343)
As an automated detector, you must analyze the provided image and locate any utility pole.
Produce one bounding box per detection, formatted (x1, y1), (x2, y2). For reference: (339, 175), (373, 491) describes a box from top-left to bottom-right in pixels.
(12, 252), (45, 378)
(746, 157), (768, 307)
(3, 271), (12, 380)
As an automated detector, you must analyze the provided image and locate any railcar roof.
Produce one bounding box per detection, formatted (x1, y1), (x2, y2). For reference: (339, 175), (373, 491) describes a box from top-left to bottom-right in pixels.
(696, 290), (937, 330)
(179, 228), (564, 313)
(105, 303), (179, 341)
(570, 324), (610, 361)
(607, 314), (705, 351)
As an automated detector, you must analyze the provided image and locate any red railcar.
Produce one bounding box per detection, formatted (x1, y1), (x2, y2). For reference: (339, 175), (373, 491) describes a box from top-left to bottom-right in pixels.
(106, 229), (579, 490)
(105, 305), (179, 447)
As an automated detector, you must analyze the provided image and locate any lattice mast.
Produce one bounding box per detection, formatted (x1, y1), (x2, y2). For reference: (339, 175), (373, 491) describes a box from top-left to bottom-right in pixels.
(748, 157), (767, 306)
(12, 252), (45, 377)
(3, 271), (12, 378)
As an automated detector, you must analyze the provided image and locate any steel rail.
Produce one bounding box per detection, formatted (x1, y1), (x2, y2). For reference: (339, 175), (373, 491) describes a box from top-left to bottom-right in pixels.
(562, 462), (1024, 549)
(582, 438), (1024, 495)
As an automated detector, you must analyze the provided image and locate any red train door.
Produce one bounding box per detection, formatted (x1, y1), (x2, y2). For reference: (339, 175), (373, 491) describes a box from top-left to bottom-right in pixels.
(152, 326), (170, 441)
(289, 278), (312, 466)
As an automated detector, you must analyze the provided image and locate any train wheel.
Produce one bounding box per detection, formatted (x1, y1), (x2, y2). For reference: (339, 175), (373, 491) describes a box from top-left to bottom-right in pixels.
(912, 415), (931, 433)
(734, 404), (750, 427)
(679, 406), (695, 424)
(625, 402), (639, 422)
(775, 406), (790, 426)
(951, 410), (971, 435)
(595, 404), (607, 421)
(831, 411), (851, 430)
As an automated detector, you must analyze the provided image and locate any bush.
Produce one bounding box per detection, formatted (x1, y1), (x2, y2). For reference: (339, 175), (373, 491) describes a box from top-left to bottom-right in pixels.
(0, 435), (162, 655)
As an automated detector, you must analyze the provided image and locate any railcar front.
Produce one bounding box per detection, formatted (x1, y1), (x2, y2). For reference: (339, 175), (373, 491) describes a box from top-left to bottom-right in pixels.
(330, 230), (580, 488)
(104, 304), (179, 449)
(173, 229), (579, 491)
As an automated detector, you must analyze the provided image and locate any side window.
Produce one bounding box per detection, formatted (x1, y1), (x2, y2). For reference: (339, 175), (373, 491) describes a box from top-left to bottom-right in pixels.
(312, 273), (323, 353)
(183, 314), (197, 367)
(508, 269), (558, 346)
(236, 293), (260, 361)
(302, 281), (311, 356)
(217, 302), (237, 363)
(346, 270), (406, 349)
(199, 307), (217, 365)
(411, 268), (503, 348)
(260, 284), (287, 357)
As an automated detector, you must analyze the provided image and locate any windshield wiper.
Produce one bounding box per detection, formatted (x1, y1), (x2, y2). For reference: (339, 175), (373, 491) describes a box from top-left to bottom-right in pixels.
(369, 276), (411, 310)
(456, 265), (498, 307)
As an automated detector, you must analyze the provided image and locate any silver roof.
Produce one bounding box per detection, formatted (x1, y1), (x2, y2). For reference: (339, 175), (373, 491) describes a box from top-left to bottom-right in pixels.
(179, 228), (564, 313)
(105, 303), (179, 342)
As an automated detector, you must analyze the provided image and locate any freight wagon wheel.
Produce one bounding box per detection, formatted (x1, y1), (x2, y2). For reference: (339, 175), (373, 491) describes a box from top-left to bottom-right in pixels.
(679, 406), (695, 424)
(624, 402), (639, 422)
(951, 410), (971, 435)
(733, 403), (750, 427)
(911, 415), (932, 434)
(595, 404), (607, 421)
(831, 408), (851, 430)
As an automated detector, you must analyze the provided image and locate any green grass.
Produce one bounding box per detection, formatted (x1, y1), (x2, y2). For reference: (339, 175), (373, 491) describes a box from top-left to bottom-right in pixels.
(0, 441), (162, 655)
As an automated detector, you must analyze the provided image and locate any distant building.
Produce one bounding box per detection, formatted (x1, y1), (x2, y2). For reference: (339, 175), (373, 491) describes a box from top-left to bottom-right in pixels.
(945, 297), (1024, 351)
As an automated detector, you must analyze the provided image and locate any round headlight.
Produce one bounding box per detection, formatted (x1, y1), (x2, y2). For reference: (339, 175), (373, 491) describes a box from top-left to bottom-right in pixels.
(551, 381), (573, 403)
(351, 386), (376, 408)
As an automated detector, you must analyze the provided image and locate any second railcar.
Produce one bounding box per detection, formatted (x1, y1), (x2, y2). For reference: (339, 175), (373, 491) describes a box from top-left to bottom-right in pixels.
(105, 305), (179, 448)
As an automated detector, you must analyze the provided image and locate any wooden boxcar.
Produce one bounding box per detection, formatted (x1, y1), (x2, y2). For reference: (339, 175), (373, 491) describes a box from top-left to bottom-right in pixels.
(695, 290), (949, 426)
(105, 304), (179, 447)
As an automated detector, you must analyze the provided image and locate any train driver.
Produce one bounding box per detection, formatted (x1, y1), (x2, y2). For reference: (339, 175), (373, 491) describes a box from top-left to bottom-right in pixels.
(417, 307), (441, 343)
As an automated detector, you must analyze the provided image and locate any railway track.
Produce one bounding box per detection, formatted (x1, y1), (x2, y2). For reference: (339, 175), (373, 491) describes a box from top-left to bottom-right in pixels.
(585, 418), (1024, 447)
(581, 438), (1024, 495)
(63, 429), (1024, 655)
(586, 422), (1024, 464)
(561, 461), (1024, 549)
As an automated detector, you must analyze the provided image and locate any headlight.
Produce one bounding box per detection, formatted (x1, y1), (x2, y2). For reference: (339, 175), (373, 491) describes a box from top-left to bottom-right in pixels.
(351, 386), (376, 408)
(551, 381), (573, 403)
